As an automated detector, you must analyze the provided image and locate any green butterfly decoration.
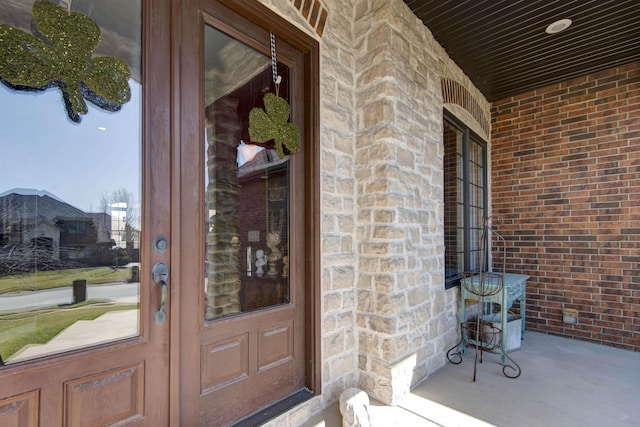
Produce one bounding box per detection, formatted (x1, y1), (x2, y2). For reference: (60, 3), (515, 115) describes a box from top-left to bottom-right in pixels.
(249, 92), (301, 159)
(0, 0), (131, 123)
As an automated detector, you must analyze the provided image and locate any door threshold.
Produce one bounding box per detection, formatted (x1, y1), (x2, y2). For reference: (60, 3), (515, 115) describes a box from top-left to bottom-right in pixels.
(230, 389), (315, 427)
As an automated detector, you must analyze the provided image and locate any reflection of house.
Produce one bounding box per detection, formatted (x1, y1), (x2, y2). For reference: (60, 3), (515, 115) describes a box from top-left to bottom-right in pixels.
(0, 189), (98, 263)
(237, 148), (289, 275)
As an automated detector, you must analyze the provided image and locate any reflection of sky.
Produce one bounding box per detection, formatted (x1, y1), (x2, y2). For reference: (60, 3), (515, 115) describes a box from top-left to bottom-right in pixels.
(0, 81), (141, 212)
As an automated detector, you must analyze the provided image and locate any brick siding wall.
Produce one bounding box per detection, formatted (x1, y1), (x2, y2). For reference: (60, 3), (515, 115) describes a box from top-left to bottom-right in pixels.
(491, 63), (640, 351)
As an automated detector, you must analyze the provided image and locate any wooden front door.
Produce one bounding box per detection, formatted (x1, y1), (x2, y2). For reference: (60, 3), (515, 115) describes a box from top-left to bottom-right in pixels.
(0, 1), (171, 425)
(175, 1), (317, 425)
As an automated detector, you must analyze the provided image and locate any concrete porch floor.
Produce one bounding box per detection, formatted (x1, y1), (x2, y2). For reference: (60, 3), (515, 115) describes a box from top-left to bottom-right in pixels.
(302, 331), (640, 427)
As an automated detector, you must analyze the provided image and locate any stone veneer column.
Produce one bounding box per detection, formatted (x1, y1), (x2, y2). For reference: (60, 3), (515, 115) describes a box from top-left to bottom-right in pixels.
(353, 0), (447, 405)
(204, 97), (242, 319)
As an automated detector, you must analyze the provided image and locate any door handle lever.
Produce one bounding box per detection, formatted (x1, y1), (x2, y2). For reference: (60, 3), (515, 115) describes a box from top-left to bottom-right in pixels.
(152, 262), (169, 323)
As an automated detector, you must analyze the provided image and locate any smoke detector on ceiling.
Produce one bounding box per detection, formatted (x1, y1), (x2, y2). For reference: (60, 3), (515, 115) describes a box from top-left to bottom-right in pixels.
(545, 18), (572, 34)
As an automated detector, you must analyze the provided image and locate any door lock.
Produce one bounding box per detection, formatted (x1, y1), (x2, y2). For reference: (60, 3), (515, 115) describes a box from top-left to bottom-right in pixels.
(152, 262), (169, 323)
(153, 236), (168, 254)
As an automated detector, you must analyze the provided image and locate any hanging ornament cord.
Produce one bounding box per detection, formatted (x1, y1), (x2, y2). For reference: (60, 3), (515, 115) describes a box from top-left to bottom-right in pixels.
(270, 32), (282, 96)
(247, 32), (301, 159)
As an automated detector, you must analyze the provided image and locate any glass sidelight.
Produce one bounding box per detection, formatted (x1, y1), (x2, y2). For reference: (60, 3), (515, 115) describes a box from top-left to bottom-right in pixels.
(203, 25), (292, 320)
(0, 0), (142, 365)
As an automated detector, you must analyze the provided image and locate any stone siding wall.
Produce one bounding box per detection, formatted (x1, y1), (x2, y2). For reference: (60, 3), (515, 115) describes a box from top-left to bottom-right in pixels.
(352, 0), (490, 405)
(257, 0), (491, 423)
(204, 98), (242, 319)
(353, 0), (446, 404)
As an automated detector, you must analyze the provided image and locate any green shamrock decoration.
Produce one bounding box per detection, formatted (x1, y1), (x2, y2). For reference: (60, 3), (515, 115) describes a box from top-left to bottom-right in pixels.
(249, 92), (301, 159)
(0, 0), (131, 123)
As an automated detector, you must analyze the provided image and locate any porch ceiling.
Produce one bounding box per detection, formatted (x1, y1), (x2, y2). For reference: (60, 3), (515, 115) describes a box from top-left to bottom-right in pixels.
(403, 0), (640, 101)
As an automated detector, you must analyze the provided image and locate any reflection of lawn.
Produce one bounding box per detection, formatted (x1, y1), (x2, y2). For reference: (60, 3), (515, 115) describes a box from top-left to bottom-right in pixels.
(0, 267), (132, 294)
(0, 300), (138, 361)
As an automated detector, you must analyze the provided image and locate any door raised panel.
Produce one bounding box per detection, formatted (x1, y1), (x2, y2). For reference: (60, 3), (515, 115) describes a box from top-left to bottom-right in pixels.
(0, 390), (39, 427)
(200, 333), (249, 393)
(63, 363), (144, 427)
(258, 320), (293, 371)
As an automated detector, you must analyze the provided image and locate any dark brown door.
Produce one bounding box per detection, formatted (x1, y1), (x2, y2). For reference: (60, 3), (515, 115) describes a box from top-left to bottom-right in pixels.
(176, 1), (308, 424)
(0, 1), (171, 425)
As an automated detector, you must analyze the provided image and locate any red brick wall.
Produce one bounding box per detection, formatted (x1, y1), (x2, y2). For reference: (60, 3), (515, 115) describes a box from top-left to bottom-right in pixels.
(490, 63), (639, 351)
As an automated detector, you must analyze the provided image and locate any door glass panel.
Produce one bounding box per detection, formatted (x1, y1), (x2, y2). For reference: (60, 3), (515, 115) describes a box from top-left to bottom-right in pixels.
(204, 25), (291, 320)
(0, 0), (142, 365)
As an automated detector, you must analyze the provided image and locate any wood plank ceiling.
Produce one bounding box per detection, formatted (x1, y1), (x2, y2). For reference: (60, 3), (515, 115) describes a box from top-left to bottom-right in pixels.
(403, 0), (640, 101)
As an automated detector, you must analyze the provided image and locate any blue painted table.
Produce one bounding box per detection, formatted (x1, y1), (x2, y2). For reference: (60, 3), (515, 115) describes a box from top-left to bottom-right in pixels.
(459, 273), (529, 361)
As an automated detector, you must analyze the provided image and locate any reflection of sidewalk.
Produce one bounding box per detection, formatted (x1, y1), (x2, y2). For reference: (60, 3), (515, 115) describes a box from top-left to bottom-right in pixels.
(0, 282), (139, 313)
(8, 310), (138, 363)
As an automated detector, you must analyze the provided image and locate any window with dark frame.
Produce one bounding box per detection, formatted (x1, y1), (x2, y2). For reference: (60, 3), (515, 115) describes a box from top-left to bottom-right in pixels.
(443, 112), (487, 289)
(67, 221), (87, 234)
